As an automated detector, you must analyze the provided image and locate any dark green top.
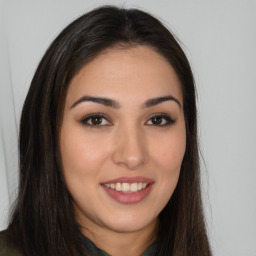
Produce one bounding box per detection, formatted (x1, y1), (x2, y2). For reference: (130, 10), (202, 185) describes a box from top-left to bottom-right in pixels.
(82, 236), (157, 256)
(0, 230), (158, 256)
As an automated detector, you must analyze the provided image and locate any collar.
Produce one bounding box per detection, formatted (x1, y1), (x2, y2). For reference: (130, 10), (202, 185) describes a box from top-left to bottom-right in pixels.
(81, 235), (158, 256)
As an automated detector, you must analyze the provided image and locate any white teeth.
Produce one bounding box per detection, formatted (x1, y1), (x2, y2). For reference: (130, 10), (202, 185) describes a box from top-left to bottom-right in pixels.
(104, 182), (148, 193)
(130, 183), (138, 192)
(116, 183), (122, 191)
(122, 183), (130, 192)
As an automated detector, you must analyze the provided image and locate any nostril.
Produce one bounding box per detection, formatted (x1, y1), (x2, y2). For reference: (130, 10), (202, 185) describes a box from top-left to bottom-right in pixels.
(111, 128), (149, 169)
(112, 146), (148, 170)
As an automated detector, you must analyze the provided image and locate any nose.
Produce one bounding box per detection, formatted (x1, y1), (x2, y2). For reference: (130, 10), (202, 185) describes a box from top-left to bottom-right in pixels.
(112, 125), (149, 170)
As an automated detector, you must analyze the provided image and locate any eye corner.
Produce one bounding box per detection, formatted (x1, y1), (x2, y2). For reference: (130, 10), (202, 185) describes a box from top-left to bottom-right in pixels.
(145, 113), (176, 127)
(80, 113), (112, 128)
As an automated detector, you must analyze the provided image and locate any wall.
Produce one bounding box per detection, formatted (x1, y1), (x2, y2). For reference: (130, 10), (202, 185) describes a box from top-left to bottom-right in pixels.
(0, 0), (255, 255)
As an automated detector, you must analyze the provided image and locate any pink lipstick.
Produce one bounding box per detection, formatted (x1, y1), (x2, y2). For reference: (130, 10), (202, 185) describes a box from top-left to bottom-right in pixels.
(101, 176), (154, 204)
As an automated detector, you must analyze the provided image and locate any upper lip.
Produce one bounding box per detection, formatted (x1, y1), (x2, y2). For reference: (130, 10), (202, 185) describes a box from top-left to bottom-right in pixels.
(101, 176), (154, 184)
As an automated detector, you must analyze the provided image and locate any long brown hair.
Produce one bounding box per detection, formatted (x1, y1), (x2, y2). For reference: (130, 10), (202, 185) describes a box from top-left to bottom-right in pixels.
(7, 6), (211, 256)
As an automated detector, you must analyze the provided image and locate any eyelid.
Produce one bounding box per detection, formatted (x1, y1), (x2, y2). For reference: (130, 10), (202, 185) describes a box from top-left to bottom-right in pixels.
(145, 113), (175, 126)
(80, 112), (112, 127)
(80, 112), (175, 128)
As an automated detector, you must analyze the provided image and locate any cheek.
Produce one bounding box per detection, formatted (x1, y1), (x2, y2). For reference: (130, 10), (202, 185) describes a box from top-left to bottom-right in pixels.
(149, 126), (186, 205)
(60, 125), (110, 177)
(162, 138), (186, 169)
(60, 126), (109, 206)
(151, 126), (186, 172)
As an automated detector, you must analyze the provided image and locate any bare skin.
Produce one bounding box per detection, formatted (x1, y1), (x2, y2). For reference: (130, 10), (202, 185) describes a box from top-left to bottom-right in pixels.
(60, 46), (186, 255)
(79, 214), (157, 256)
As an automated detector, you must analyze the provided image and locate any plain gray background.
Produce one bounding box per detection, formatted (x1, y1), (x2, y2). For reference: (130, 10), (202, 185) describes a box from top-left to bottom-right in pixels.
(0, 0), (256, 255)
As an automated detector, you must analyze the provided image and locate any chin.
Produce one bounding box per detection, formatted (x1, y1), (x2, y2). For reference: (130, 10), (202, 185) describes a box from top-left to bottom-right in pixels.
(103, 213), (157, 233)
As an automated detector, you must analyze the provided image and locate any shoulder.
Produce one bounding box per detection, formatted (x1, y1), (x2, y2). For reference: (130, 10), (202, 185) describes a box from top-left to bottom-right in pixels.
(0, 230), (24, 256)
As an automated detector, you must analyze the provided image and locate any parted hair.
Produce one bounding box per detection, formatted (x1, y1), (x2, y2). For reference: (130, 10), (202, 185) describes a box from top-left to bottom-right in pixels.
(7, 5), (211, 256)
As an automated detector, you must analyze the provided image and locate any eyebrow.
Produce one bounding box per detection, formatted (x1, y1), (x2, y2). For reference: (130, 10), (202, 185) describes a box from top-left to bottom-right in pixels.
(70, 95), (181, 109)
(70, 96), (121, 109)
(143, 96), (181, 108)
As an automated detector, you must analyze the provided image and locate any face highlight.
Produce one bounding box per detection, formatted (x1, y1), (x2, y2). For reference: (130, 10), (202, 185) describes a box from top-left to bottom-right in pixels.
(60, 46), (186, 237)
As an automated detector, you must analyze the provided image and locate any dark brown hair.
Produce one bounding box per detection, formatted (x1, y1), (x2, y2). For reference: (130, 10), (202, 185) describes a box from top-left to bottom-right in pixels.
(7, 5), (211, 256)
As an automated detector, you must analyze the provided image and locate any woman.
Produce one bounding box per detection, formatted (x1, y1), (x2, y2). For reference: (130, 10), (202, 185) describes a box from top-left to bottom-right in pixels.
(0, 5), (211, 256)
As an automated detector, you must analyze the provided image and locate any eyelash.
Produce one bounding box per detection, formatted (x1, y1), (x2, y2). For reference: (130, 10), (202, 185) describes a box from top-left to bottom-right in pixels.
(80, 113), (111, 128)
(80, 113), (175, 128)
(145, 114), (175, 127)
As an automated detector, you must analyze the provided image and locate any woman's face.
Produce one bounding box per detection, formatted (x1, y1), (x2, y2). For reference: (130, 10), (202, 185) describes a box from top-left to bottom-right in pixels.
(60, 46), (186, 235)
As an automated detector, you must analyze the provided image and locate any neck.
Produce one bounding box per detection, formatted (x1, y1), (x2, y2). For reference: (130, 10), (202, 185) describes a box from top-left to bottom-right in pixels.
(79, 219), (158, 256)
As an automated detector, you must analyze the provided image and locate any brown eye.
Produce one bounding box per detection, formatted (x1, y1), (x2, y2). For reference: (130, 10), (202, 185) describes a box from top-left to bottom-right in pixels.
(81, 114), (111, 127)
(146, 114), (175, 126)
(151, 116), (163, 125)
(90, 116), (103, 125)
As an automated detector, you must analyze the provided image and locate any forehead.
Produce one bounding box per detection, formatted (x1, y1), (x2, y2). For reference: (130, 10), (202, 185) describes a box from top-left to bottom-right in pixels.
(66, 46), (183, 107)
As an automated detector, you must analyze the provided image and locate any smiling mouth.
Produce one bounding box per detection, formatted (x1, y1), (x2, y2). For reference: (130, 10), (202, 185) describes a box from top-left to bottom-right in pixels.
(103, 182), (149, 193)
(101, 177), (154, 204)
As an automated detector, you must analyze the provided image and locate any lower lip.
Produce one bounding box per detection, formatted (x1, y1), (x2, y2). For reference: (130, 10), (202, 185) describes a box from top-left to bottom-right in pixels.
(102, 183), (154, 204)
